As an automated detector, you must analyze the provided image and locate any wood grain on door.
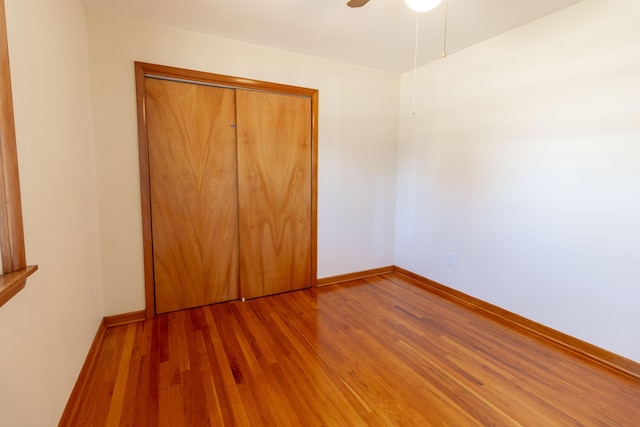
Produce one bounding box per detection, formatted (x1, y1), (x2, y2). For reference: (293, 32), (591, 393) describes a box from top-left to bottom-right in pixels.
(146, 78), (239, 313)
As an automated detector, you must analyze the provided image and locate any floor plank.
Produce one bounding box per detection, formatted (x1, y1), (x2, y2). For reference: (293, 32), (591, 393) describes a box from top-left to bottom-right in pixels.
(63, 273), (640, 426)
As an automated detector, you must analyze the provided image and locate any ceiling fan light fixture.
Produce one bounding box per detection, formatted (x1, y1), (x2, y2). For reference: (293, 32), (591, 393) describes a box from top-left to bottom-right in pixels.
(404, 0), (442, 13)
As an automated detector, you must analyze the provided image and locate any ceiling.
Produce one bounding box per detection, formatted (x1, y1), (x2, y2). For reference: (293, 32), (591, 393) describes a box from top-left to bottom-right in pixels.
(82, 0), (582, 74)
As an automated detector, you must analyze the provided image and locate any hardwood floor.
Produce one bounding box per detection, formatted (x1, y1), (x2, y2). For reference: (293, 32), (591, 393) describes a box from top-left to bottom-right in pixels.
(62, 274), (640, 426)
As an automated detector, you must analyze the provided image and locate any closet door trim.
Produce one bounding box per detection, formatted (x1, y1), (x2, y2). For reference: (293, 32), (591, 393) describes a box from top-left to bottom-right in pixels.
(135, 62), (318, 319)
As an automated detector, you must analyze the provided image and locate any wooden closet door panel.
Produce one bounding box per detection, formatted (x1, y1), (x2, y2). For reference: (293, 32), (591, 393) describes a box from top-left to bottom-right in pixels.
(145, 78), (238, 313)
(236, 90), (312, 299)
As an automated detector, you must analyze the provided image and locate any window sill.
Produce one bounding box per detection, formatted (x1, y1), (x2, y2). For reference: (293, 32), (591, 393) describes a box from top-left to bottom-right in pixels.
(0, 265), (38, 309)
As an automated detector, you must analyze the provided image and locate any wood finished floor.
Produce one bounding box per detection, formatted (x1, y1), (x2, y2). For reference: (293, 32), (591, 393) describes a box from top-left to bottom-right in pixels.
(64, 274), (640, 426)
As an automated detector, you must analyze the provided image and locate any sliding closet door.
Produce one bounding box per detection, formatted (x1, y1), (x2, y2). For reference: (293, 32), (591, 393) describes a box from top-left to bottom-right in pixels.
(145, 78), (239, 314)
(236, 90), (312, 299)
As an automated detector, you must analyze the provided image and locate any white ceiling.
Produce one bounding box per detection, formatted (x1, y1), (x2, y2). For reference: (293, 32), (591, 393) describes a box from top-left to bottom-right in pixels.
(82, 0), (582, 74)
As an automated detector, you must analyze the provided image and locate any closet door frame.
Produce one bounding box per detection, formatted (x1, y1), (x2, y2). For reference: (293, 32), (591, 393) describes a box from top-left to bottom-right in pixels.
(134, 62), (318, 319)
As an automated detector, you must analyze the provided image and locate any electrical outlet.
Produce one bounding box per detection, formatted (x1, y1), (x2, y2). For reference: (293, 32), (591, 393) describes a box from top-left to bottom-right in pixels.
(447, 252), (454, 266)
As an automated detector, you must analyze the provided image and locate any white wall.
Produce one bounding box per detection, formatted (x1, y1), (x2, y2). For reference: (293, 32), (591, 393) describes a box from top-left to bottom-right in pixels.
(0, 0), (103, 426)
(85, 12), (400, 316)
(396, 0), (640, 362)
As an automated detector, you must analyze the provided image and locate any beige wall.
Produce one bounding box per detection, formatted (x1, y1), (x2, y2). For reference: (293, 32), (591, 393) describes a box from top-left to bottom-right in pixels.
(396, 0), (640, 361)
(0, 0), (103, 426)
(85, 11), (401, 316)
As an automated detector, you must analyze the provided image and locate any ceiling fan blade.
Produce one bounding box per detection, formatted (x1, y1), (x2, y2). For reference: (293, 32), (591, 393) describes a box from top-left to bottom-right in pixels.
(347, 0), (370, 8)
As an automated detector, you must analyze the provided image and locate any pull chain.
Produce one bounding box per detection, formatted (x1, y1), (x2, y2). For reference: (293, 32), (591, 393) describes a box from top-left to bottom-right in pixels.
(412, 12), (419, 115)
(442, 0), (449, 58)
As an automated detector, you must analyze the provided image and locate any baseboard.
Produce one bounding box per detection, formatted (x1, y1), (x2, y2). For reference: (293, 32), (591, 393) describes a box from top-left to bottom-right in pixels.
(59, 318), (107, 426)
(393, 266), (640, 381)
(104, 310), (147, 327)
(317, 265), (395, 287)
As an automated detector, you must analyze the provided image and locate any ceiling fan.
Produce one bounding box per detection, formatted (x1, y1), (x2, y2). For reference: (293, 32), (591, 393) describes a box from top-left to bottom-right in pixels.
(347, 0), (443, 11)
(346, 0), (369, 7)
